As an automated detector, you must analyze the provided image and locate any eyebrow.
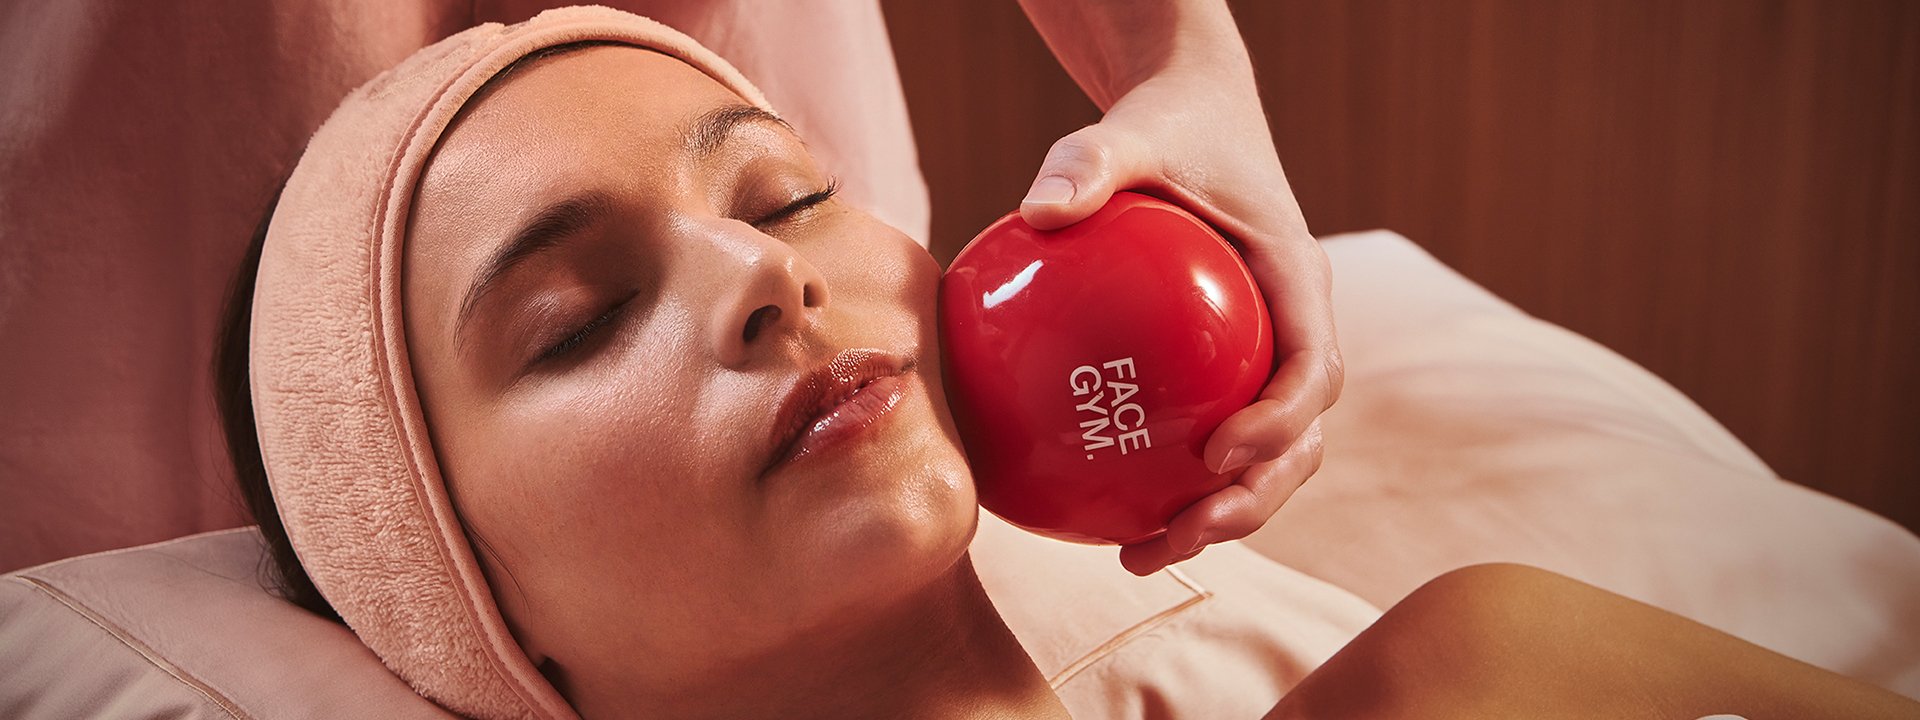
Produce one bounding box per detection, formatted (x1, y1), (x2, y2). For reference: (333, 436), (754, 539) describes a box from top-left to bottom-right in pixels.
(451, 104), (793, 350)
(687, 104), (792, 157)
(454, 193), (610, 350)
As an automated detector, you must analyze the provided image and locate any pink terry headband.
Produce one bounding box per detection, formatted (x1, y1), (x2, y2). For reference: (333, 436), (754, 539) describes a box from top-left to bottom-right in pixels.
(249, 7), (771, 718)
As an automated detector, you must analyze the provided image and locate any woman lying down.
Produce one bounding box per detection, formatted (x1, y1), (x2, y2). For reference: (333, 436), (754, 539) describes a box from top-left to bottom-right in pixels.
(215, 7), (1917, 719)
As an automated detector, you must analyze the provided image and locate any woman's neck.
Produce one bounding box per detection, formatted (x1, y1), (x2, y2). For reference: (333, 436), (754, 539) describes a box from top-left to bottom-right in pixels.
(570, 553), (1072, 720)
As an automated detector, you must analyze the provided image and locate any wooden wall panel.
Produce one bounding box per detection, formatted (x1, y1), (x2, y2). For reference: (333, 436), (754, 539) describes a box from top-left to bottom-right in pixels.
(881, 0), (1919, 531)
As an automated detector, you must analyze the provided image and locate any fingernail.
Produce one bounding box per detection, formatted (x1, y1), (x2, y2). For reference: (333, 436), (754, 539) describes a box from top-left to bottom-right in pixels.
(1216, 444), (1256, 474)
(1179, 529), (1214, 556)
(1022, 175), (1076, 205)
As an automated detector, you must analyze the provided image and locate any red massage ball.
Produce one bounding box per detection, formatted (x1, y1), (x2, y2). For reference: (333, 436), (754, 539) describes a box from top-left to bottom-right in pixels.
(939, 192), (1274, 544)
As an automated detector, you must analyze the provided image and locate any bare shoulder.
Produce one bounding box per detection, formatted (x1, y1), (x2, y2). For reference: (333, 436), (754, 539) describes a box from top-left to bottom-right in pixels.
(1267, 563), (1920, 720)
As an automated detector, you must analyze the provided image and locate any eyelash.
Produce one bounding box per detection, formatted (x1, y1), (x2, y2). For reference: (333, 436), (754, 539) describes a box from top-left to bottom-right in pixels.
(533, 294), (630, 365)
(753, 178), (839, 228)
(532, 180), (839, 366)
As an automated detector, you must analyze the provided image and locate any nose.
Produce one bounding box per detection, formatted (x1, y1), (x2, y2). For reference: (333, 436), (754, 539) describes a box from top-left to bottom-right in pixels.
(705, 224), (829, 368)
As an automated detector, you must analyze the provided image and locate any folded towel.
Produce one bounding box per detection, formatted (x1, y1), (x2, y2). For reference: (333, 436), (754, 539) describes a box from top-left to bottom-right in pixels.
(249, 7), (770, 718)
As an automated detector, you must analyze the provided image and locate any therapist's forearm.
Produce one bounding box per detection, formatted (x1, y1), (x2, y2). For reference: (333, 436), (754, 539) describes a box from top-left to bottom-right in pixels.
(1015, 0), (1255, 110)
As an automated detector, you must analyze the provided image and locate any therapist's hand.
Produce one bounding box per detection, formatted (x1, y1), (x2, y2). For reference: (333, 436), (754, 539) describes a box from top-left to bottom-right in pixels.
(1015, 2), (1342, 576)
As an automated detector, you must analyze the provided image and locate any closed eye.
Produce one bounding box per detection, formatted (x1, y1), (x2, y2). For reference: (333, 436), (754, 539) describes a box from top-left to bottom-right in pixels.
(527, 179), (836, 370)
(532, 291), (636, 367)
(753, 178), (838, 228)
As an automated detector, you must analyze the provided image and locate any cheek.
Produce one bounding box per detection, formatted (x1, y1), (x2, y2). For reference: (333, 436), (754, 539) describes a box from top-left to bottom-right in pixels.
(457, 394), (692, 567)
(888, 237), (950, 390)
(822, 222), (944, 333)
(450, 330), (756, 567)
(894, 237), (945, 319)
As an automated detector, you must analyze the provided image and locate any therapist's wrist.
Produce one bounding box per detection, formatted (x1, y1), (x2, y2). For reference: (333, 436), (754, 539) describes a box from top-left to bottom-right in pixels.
(1108, 17), (1256, 110)
(1019, 0), (1255, 110)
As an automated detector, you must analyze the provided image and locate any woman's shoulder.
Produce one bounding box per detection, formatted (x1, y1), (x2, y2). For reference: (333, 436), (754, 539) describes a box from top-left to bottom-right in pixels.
(1268, 563), (1920, 720)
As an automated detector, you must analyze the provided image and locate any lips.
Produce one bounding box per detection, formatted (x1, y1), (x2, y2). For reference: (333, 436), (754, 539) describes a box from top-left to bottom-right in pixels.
(764, 348), (913, 473)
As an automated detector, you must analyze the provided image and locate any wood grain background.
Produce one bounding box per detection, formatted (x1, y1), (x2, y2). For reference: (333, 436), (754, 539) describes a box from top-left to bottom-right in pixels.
(880, 0), (1919, 532)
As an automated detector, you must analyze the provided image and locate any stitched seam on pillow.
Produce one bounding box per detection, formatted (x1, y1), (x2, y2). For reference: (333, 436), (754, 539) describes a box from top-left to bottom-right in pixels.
(4, 527), (258, 577)
(1046, 567), (1215, 690)
(14, 576), (253, 720)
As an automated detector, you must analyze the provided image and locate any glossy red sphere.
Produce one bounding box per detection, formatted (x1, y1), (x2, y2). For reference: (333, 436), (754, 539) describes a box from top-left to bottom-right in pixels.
(939, 192), (1274, 544)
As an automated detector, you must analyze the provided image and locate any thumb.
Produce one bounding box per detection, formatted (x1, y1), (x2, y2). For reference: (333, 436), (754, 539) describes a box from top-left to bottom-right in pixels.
(1019, 124), (1145, 230)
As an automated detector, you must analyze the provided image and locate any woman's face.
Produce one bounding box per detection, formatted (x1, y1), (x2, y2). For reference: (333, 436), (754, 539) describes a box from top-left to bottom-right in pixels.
(401, 45), (975, 690)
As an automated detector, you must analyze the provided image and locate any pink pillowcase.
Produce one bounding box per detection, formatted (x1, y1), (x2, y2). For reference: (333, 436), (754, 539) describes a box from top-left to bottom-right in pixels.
(973, 512), (1380, 716)
(1, 530), (455, 719)
(0, 521), (1380, 718)
(1243, 230), (1920, 698)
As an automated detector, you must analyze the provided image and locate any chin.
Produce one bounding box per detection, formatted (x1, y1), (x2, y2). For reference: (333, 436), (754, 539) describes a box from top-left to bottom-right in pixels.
(796, 424), (977, 607)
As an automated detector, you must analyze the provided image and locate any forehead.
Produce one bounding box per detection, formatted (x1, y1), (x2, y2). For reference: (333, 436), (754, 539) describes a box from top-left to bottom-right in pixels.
(417, 44), (749, 208)
(403, 45), (759, 308)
